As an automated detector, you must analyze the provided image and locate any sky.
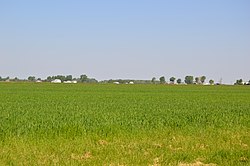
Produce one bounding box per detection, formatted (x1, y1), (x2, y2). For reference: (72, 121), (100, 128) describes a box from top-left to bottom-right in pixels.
(0, 0), (249, 84)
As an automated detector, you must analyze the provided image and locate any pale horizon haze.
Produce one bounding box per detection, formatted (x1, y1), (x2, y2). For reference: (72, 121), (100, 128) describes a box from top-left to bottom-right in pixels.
(0, 0), (249, 84)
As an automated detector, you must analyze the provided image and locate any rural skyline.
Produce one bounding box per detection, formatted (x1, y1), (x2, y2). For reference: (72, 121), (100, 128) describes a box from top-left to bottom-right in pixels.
(1, 1), (250, 165)
(1, 0), (249, 84)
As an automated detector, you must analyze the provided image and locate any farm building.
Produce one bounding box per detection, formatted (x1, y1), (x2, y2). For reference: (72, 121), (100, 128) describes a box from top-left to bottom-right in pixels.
(63, 81), (72, 83)
(51, 79), (62, 83)
(63, 80), (77, 84)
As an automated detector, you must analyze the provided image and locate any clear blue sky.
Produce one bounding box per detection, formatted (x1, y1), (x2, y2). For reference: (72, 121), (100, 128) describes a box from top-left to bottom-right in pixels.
(0, 0), (249, 83)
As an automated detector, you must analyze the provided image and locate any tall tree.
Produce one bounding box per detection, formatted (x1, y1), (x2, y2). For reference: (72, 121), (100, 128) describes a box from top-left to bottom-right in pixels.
(151, 77), (156, 84)
(46, 76), (52, 82)
(170, 77), (176, 84)
(195, 77), (200, 84)
(200, 76), (206, 84)
(28, 76), (36, 81)
(80, 74), (88, 82)
(177, 78), (182, 84)
(235, 79), (243, 85)
(66, 75), (73, 81)
(14, 77), (19, 81)
(209, 79), (214, 85)
(159, 76), (166, 84)
(185, 76), (194, 84)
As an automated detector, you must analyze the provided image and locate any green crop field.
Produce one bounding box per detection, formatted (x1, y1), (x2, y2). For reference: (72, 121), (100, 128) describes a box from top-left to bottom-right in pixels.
(0, 83), (249, 165)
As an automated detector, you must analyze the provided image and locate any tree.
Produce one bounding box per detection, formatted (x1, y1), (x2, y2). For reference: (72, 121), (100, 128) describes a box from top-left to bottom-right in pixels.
(14, 77), (19, 81)
(235, 79), (243, 85)
(46, 76), (52, 82)
(66, 75), (73, 81)
(185, 76), (193, 84)
(87, 78), (98, 83)
(195, 77), (200, 84)
(28, 76), (36, 81)
(159, 76), (166, 84)
(55, 75), (66, 82)
(80, 74), (88, 83)
(177, 78), (182, 84)
(151, 77), (156, 84)
(209, 79), (214, 85)
(200, 76), (206, 84)
(170, 77), (176, 84)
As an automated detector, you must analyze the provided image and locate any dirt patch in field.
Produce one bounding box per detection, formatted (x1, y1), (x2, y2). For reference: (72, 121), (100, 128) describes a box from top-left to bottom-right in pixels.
(178, 161), (216, 166)
(71, 152), (92, 161)
(98, 140), (108, 146)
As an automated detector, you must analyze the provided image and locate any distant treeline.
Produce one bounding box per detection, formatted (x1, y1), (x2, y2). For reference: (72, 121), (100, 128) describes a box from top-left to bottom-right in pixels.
(0, 75), (97, 83)
(0, 75), (249, 85)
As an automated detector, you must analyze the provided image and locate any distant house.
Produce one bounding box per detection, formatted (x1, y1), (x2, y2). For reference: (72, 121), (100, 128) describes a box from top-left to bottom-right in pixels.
(51, 79), (62, 83)
(63, 80), (77, 84)
(63, 81), (72, 83)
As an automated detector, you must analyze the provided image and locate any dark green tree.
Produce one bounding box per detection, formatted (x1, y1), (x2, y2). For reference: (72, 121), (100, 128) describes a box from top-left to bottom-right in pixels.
(14, 77), (19, 81)
(80, 74), (88, 83)
(185, 76), (194, 84)
(46, 76), (52, 82)
(195, 77), (200, 84)
(159, 76), (166, 84)
(66, 75), (73, 81)
(151, 77), (156, 84)
(170, 77), (176, 84)
(87, 78), (98, 83)
(28, 76), (36, 81)
(209, 79), (214, 85)
(235, 79), (243, 85)
(177, 78), (182, 84)
(200, 76), (206, 84)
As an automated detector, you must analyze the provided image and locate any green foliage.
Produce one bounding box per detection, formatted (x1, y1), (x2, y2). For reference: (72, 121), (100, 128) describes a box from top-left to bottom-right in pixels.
(209, 79), (214, 85)
(0, 83), (249, 165)
(66, 75), (73, 81)
(151, 77), (156, 84)
(177, 78), (182, 84)
(46, 76), (52, 82)
(80, 74), (88, 82)
(170, 77), (176, 83)
(201, 76), (206, 84)
(235, 79), (243, 85)
(28, 76), (36, 81)
(185, 76), (194, 84)
(195, 77), (200, 84)
(159, 76), (166, 84)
